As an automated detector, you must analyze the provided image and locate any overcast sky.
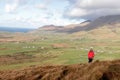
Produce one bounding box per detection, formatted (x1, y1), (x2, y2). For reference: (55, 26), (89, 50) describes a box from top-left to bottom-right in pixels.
(0, 0), (120, 29)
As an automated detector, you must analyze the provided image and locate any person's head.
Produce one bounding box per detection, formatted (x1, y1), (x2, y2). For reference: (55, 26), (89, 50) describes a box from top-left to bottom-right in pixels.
(90, 48), (93, 52)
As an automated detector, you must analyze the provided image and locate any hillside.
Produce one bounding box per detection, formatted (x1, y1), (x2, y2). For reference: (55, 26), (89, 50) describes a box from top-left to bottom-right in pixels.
(83, 15), (120, 31)
(56, 20), (91, 33)
(39, 25), (63, 31)
(57, 15), (120, 33)
(57, 15), (120, 40)
(0, 32), (39, 42)
(0, 60), (120, 80)
(35, 15), (120, 40)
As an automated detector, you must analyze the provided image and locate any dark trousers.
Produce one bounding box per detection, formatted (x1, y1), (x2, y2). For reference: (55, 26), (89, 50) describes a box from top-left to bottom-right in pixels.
(88, 58), (93, 63)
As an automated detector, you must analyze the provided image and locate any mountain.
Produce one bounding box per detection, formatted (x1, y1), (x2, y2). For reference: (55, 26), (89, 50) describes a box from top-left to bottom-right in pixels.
(83, 15), (120, 31)
(56, 20), (91, 33)
(58, 15), (120, 33)
(64, 20), (91, 29)
(37, 20), (91, 32)
(39, 25), (63, 31)
(0, 60), (120, 80)
(32, 15), (120, 40)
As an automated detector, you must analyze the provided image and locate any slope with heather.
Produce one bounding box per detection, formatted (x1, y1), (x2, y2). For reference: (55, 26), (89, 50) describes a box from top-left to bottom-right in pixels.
(0, 60), (120, 80)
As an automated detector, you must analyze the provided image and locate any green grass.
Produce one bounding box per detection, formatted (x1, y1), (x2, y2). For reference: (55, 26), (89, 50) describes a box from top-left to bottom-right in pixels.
(95, 52), (120, 60)
(0, 32), (120, 70)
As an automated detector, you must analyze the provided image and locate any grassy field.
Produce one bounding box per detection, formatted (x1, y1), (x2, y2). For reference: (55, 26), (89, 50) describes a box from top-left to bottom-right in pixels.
(0, 31), (120, 70)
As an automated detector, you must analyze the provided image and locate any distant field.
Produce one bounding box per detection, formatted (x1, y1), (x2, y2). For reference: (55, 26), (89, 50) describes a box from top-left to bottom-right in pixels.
(0, 31), (120, 70)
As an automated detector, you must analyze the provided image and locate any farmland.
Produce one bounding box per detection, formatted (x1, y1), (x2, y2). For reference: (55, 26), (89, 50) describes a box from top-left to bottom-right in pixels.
(0, 31), (120, 70)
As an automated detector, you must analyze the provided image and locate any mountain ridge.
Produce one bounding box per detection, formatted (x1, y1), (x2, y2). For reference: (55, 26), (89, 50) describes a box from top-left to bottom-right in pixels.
(38, 15), (120, 34)
(58, 15), (120, 33)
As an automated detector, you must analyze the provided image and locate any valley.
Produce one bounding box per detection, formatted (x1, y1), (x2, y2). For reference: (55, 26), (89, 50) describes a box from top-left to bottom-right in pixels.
(0, 15), (120, 80)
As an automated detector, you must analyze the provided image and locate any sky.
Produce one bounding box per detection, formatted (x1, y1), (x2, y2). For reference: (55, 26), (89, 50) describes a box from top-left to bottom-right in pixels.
(0, 0), (120, 29)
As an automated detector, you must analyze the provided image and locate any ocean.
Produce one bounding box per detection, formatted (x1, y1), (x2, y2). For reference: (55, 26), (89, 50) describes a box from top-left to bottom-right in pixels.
(0, 27), (34, 32)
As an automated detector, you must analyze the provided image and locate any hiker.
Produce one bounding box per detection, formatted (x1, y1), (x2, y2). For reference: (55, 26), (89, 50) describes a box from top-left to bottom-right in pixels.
(88, 48), (95, 63)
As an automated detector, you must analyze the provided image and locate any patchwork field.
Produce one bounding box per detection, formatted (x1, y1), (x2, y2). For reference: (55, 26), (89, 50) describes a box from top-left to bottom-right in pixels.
(0, 31), (120, 70)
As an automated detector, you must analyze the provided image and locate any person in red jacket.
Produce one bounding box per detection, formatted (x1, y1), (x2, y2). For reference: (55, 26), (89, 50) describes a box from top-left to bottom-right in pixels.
(88, 48), (95, 63)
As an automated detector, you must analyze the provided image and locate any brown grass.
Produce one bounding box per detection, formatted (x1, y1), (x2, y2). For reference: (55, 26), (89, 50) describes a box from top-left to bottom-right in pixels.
(0, 60), (120, 80)
(51, 43), (69, 49)
(0, 53), (33, 65)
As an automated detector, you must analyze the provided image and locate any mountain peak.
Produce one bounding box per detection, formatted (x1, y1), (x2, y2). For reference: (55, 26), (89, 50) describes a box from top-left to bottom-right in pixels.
(39, 25), (63, 31)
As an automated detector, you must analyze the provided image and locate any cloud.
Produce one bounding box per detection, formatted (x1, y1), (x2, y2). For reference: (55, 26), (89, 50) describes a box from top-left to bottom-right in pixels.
(35, 4), (47, 10)
(25, 9), (82, 28)
(4, 0), (29, 13)
(65, 0), (120, 20)
(1, 0), (84, 28)
(67, 0), (76, 4)
(17, 0), (28, 5)
(5, 3), (17, 13)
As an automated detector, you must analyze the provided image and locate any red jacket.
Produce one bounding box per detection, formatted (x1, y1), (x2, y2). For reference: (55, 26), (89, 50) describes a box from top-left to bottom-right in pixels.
(88, 51), (94, 58)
